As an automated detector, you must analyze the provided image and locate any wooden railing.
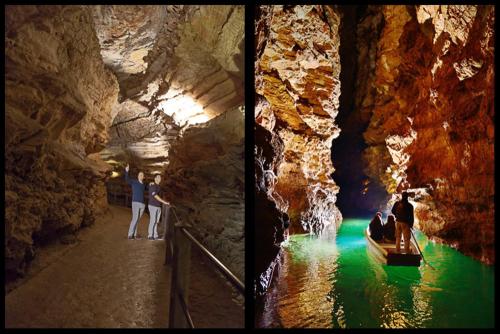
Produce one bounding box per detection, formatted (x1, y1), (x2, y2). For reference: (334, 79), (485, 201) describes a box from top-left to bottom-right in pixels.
(162, 204), (245, 328)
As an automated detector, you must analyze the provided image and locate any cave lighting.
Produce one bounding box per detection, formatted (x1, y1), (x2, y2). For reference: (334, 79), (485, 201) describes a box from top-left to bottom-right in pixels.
(157, 90), (209, 127)
(110, 171), (120, 178)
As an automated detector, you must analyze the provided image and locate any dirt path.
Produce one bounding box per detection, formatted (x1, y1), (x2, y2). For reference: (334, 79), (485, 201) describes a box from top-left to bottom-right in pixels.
(5, 204), (244, 328)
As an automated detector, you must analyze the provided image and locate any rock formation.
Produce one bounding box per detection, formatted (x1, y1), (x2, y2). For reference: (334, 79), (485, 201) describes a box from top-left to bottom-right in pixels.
(94, 5), (245, 174)
(359, 5), (495, 264)
(164, 107), (245, 280)
(255, 5), (343, 235)
(5, 5), (245, 283)
(254, 124), (289, 296)
(254, 4), (343, 297)
(5, 5), (119, 281)
(94, 5), (246, 278)
(254, 5), (495, 300)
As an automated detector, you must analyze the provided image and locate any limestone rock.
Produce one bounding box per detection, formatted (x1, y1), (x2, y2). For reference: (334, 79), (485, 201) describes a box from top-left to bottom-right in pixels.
(164, 107), (245, 280)
(254, 124), (289, 296)
(5, 5), (119, 280)
(360, 5), (495, 264)
(94, 5), (245, 174)
(255, 5), (343, 234)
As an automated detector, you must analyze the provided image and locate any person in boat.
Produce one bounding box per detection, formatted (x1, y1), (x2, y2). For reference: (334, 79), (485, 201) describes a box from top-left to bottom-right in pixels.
(369, 212), (384, 241)
(383, 214), (396, 243)
(392, 191), (414, 253)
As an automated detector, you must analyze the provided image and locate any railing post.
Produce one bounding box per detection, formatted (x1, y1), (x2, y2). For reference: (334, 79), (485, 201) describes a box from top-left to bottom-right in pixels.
(168, 226), (191, 328)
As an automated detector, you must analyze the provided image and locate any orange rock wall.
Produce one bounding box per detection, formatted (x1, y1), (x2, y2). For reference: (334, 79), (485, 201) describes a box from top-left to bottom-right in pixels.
(361, 5), (495, 264)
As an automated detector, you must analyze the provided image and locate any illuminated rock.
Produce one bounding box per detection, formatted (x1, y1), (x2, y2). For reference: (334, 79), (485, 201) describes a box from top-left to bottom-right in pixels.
(94, 5), (245, 173)
(5, 5), (245, 283)
(5, 5), (119, 280)
(164, 107), (245, 279)
(255, 5), (343, 234)
(360, 5), (495, 264)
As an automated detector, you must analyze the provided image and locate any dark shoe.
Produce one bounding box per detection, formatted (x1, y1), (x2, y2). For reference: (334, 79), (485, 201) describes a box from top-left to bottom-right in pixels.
(147, 236), (155, 240)
(128, 236), (135, 240)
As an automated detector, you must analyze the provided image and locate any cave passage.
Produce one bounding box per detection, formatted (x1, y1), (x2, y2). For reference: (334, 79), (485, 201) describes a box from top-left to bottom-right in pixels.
(5, 205), (242, 328)
(5, 5), (245, 328)
(254, 4), (494, 329)
(331, 5), (386, 218)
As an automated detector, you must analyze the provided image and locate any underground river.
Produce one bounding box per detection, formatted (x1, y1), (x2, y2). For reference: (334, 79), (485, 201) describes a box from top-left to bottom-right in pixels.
(256, 218), (494, 328)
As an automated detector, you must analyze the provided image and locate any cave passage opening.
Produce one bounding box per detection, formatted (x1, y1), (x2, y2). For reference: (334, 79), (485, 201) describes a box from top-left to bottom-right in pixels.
(332, 5), (386, 219)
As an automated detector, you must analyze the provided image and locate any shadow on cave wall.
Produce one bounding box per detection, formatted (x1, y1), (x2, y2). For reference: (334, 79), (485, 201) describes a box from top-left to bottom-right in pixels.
(331, 5), (387, 219)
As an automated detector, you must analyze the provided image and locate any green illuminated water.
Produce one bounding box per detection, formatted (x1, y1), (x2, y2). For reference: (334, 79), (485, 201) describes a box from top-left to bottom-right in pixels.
(257, 218), (494, 328)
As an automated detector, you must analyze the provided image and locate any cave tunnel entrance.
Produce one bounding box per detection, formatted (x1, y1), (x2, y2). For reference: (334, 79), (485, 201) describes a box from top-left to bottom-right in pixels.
(332, 5), (386, 219)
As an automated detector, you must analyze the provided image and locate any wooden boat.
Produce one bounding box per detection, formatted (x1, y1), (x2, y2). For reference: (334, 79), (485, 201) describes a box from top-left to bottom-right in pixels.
(365, 228), (421, 266)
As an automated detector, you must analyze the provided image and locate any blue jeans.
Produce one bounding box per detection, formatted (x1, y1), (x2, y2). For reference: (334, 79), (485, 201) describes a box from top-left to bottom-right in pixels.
(128, 201), (145, 237)
(148, 205), (161, 238)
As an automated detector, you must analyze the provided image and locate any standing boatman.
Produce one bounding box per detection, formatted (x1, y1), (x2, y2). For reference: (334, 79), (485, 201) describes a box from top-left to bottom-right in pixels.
(392, 191), (414, 253)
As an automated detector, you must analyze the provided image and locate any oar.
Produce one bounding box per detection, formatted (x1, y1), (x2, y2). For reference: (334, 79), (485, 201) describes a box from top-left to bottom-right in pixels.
(410, 228), (435, 270)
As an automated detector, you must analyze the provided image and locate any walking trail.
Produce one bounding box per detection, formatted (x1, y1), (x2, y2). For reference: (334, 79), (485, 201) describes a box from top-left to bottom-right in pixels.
(5, 205), (244, 328)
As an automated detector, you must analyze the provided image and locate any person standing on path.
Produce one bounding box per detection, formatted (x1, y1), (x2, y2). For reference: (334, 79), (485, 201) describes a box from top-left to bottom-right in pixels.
(147, 174), (170, 240)
(391, 191), (414, 253)
(125, 164), (146, 239)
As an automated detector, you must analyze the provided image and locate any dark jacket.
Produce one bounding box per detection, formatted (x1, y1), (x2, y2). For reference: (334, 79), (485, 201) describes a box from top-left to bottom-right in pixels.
(125, 171), (146, 204)
(369, 216), (384, 241)
(383, 219), (396, 241)
(148, 183), (162, 207)
(391, 200), (414, 227)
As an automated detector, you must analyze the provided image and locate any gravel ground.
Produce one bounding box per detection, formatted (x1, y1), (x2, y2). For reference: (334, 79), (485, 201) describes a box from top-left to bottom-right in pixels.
(5, 205), (244, 328)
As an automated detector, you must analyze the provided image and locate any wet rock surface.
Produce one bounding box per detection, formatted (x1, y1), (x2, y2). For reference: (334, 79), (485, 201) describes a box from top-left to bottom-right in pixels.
(359, 5), (495, 264)
(254, 124), (288, 296)
(5, 205), (243, 328)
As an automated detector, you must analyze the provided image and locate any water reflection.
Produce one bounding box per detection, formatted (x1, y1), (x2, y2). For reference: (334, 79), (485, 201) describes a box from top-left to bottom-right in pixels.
(258, 218), (494, 328)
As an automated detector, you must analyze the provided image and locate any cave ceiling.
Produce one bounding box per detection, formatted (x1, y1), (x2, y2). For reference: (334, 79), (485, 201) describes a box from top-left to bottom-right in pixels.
(92, 5), (245, 173)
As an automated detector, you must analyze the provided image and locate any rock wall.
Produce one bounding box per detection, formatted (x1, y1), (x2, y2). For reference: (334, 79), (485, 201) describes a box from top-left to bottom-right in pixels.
(360, 5), (495, 264)
(5, 5), (119, 280)
(255, 5), (343, 234)
(95, 5), (245, 174)
(93, 5), (246, 276)
(254, 124), (289, 296)
(164, 107), (245, 280)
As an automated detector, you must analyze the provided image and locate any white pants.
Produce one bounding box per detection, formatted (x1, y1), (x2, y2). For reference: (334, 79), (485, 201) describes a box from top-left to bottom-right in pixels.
(128, 202), (145, 237)
(148, 205), (161, 238)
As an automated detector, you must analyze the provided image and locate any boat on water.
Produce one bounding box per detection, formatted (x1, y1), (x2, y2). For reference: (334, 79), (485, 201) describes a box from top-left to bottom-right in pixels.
(365, 228), (421, 266)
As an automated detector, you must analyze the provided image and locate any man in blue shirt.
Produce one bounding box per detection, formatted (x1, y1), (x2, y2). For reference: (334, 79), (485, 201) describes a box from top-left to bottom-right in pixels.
(125, 164), (146, 239)
(147, 174), (170, 240)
